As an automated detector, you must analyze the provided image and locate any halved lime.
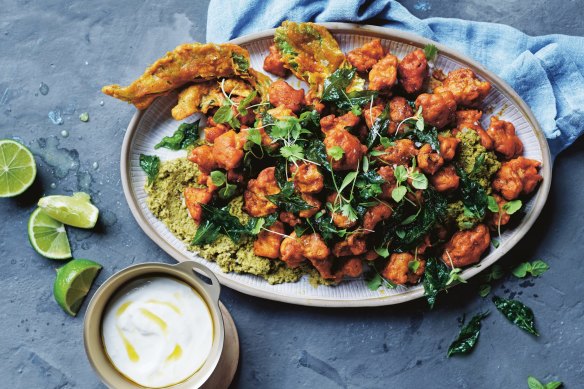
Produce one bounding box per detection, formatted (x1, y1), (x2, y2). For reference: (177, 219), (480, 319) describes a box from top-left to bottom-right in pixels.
(38, 192), (99, 229)
(28, 208), (72, 260)
(53, 259), (102, 316)
(0, 139), (37, 197)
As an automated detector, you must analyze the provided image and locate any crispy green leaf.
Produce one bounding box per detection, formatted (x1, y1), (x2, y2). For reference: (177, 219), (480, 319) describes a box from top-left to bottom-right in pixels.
(493, 296), (539, 336)
(423, 257), (450, 308)
(447, 311), (489, 357)
(139, 154), (160, 185)
(155, 122), (200, 150)
(305, 139), (332, 172)
(267, 181), (313, 213)
(365, 105), (390, 149)
(191, 219), (221, 245)
(457, 167), (488, 220)
(280, 144), (304, 161)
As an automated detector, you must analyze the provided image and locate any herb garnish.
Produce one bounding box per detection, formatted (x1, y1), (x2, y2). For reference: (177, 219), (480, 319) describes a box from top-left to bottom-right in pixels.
(527, 376), (563, 389)
(457, 167), (488, 221)
(447, 311), (489, 357)
(209, 170), (238, 199)
(139, 154), (160, 185)
(321, 68), (377, 115)
(422, 257), (451, 308)
(493, 295), (539, 336)
(512, 260), (549, 278)
(423, 43), (438, 61)
(155, 121), (200, 150)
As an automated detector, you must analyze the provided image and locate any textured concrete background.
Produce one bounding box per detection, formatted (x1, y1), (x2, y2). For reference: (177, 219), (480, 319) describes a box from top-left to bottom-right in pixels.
(1, 0), (583, 388)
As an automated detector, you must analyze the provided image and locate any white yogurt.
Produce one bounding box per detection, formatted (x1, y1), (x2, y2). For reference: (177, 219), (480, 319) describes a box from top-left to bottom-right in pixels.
(102, 277), (213, 388)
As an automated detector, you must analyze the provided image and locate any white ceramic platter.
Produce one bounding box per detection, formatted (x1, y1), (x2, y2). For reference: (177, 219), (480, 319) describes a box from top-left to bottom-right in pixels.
(120, 23), (551, 307)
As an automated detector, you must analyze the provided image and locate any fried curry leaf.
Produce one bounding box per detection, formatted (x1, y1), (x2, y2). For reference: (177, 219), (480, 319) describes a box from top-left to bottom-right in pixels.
(139, 154), (160, 185)
(457, 167), (488, 220)
(365, 105), (390, 149)
(197, 203), (252, 243)
(155, 121), (200, 150)
(322, 68), (377, 113)
(447, 311), (489, 357)
(422, 257), (451, 308)
(268, 167), (314, 213)
(354, 170), (385, 201)
(413, 125), (440, 152)
(311, 211), (346, 242)
(493, 296), (539, 336)
(392, 188), (447, 249)
(191, 219), (221, 245)
(305, 139), (332, 172)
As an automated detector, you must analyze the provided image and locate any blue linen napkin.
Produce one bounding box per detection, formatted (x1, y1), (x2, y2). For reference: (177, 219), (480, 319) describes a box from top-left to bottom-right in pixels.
(207, 0), (584, 159)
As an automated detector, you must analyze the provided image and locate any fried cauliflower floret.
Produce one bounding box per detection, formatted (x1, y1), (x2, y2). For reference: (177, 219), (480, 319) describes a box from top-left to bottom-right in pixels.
(268, 79), (305, 113)
(388, 96), (414, 135)
(438, 135), (460, 161)
(382, 253), (426, 285)
(336, 257), (363, 278)
(204, 123), (228, 143)
(279, 211), (301, 227)
(280, 232), (306, 268)
(369, 53), (398, 91)
(243, 167), (280, 217)
(298, 193), (321, 218)
(263, 44), (288, 78)
(375, 139), (418, 165)
(332, 235), (367, 257)
(397, 49), (427, 94)
(267, 105), (296, 120)
(363, 202), (393, 230)
(487, 117), (523, 160)
(434, 68), (491, 107)
(300, 233), (330, 261)
(188, 144), (218, 173)
(292, 163), (324, 193)
(305, 89), (325, 113)
(324, 129), (367, 171)
(442, 224), (490, 268)
(184, 187), (213, 224)
(363, 104), (385, 129)
(347, 39), (385, 72)
(487, 194), (511, 230)
(430, 165), (460, 192)
(415, 91), (457, 129)
(253, 221), (285, 259)
(213, 130), (245, 170)
(492, 157), (542, 200)
(320, 112), (361, 134)
(417, 144), (444, 175)
(454, 109), (494, 150)
(327, 193), (358, 229)
(377, 166), (397, 199)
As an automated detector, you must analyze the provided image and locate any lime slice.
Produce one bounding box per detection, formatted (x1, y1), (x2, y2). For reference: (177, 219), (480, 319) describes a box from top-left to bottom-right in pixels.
(28, 208), (72, 260)
(38, 192), (99, 228)
(0, 139), (37, 197)
(53, 259), (102, 316)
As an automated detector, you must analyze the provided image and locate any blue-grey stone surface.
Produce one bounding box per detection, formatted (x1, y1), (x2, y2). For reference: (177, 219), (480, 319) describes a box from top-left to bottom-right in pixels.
(1, 1), (583, 388)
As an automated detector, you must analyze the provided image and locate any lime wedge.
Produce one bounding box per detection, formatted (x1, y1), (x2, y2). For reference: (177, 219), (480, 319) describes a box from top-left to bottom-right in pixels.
(38, 192), (99, 228)
(53, 259), (102, 316)
(28, 208), (72, 260)
(0, 139), (37, 197)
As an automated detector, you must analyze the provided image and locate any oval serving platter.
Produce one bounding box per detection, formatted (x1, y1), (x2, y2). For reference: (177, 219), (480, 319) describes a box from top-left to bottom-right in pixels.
(121, 23), (551, 307)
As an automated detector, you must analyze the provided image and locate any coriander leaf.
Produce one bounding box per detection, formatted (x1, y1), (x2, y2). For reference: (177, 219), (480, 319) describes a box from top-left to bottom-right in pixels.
(423, 257), (450, 308)
(424, 43), (438, 61)
(246, 128), (262, 146)
(478, 284), (491, 298)
(213, 105), (233, 124)
(280, 144), (304, 162)
(394, 165), (408, 183)
(340, 203), (358, 222)
(487, 195), (499, 213)
(328, 146), (344, 161)
(139, 154), (160, 185)
(530, 260), (550, 277)
(447, 311), (489, 357)
(237, 90), (257, 115)
(392, 186), (407, 202)
(512, 262), (531, 278)
(503, 199), (522, 215)
(410, 171), (428, 190)
(375, 247), (390, 258)
(210, 170), (226, 186)
(493, 296), (539, 336)
(191, 219), (221, 245)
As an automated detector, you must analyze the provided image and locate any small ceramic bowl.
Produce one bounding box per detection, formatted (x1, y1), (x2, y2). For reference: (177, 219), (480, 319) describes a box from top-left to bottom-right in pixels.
(83, 261), (224, 389)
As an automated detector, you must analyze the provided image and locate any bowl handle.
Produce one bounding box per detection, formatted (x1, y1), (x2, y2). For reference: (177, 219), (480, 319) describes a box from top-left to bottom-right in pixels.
(174, 261), (221, 303)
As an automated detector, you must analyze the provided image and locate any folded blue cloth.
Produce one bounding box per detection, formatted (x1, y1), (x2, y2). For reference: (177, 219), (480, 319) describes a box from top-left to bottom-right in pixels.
(207, 0), (584, 158)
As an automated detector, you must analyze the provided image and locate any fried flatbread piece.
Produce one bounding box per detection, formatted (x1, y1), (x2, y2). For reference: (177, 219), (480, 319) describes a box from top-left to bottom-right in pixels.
(274, 21), (345, 93)
(102, 43), (251, 110)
